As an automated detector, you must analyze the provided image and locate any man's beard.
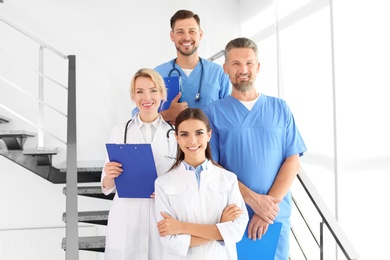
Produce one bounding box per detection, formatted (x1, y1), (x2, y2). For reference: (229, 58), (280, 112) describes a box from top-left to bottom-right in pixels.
(176, 44), (199, 56)
(233, 81), (253, 92)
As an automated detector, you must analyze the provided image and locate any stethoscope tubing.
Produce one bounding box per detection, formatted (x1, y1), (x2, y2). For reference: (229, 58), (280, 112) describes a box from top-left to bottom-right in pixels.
(124, 119), (175, 144)
(123, 119), (176, 159)
(168, 58), (204, 101)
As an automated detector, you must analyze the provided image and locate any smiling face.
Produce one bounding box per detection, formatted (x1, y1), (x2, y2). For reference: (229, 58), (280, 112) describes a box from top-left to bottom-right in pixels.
(175, 118), (211, 166)
(224, 47), (260, 93)
(170, 18), (203, 57)
(132, 76), (163, 122)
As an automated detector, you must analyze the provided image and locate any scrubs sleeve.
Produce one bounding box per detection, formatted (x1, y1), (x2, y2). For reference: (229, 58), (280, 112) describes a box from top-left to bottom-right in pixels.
(283, 103), (307, 157)
(216, 175), (249, 245)
(154, 177), (191, 257)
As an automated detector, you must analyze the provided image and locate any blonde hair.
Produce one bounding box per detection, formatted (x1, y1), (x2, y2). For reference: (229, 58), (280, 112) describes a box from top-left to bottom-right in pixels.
(130, 68), (167, 101)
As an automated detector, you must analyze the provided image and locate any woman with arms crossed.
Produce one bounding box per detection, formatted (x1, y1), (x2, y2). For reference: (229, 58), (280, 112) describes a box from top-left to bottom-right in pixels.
(154, 108), (248, 260)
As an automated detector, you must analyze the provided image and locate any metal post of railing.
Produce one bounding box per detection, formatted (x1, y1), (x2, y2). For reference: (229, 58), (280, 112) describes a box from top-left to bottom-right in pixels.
(320, 221), (324, 260)
(38, 46), (44, 148)
(328, 0), (341, 258)
(297, 170), (361, 260)
(65, 55), (79, 260)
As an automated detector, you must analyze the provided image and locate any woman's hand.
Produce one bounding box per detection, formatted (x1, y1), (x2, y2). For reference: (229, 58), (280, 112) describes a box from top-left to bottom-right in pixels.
(104, 161), (123, 180)
(220, 204), (243, 222)
(158, 212), (183, 236)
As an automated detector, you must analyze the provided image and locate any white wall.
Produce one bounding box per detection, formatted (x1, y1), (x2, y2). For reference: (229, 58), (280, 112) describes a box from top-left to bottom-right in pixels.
(332, 1), (390, 259)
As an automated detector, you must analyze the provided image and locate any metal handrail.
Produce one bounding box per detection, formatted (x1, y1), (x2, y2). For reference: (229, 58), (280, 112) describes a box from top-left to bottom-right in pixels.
(292, 194), (320, 247)
(0, 48), (68, 90)
(0, 16), (69, 145)
(0, 16), (67, 59)
(1, 15), (79, 260)
(208, 50), (224, 61)
(0, 75), (67, 118)
(294, 168), (361, 260)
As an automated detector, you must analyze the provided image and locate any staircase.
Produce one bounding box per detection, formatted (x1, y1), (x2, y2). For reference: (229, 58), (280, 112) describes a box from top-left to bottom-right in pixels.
(61, 186), (113, 252)
(0, 15), (112, 257)
(0, 115), (111, 254)
(61, 185), (114, 252)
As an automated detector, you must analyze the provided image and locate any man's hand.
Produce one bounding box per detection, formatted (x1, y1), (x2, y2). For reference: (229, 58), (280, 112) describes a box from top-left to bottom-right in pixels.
(160, 92), (188, 124)
(247, 214), (268, 240)
(248, 194), (280, 224)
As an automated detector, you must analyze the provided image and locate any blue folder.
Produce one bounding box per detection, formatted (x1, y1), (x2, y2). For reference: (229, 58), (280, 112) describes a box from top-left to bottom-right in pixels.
(105, 143), (157, 198)
(236, 210), (282, 260)
(161, 76), (180, 111)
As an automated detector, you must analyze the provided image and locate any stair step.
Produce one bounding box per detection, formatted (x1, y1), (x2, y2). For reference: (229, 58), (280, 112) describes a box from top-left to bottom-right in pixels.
(63, 186), (115, 200)
(60, 166), (103, 174)
(23, 147), (59, 155)
(62, 236), (105, 252)
(0, 130), (35, 137)
(62, 210), (109, 225)
(60, 167), (103, 183)
(1, 149), (103, 183)
(0, 116), (10, 124)
(23, 147), (59, 165)
(0, 130), (35, 150)
(59, 161), (103, 183)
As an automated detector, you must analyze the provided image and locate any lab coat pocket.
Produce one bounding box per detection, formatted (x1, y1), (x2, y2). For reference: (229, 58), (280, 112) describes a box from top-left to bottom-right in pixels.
(208, 180), (231, 192)
(163, 183), (190, 217)
(208, 181), (231, 214)
(163, 183), (188, 196)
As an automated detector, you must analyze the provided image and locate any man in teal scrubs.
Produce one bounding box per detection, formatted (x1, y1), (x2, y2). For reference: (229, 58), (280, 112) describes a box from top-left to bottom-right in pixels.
(204, 37), (306, 260)
(133, 10), (231, 123)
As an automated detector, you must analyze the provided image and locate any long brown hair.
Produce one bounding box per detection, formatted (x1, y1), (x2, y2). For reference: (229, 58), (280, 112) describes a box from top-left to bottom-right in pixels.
(169, 108), (218, 170)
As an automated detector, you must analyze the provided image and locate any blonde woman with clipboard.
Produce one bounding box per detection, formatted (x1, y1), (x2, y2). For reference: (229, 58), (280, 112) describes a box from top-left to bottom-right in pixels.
(101, 68), (177, 260)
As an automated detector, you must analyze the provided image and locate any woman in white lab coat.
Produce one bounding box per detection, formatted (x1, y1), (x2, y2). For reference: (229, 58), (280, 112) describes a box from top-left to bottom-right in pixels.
(101, 68), (176, 260)
(154, 108), (249, 260)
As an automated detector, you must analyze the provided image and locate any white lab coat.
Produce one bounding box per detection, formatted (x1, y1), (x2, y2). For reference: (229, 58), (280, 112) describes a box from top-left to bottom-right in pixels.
(155, 161), (249, 260)
(101, 114), (176, 260)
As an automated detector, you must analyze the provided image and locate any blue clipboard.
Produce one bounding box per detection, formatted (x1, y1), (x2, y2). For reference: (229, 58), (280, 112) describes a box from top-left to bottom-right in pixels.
(105, 143), (157, 198)
(237, 208), (282, 260)
(161, 76), (180, 111)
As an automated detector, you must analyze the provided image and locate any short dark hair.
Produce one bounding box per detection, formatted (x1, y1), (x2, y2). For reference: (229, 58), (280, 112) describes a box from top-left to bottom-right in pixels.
(224, 37), (258, 62)
(170, 10), (201, 30)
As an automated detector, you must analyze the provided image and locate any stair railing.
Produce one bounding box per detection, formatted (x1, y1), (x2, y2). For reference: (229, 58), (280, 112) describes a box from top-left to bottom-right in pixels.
(0, 16), (79, 260)
(208, 50), (224, 61)
(291, 168), (360, 260)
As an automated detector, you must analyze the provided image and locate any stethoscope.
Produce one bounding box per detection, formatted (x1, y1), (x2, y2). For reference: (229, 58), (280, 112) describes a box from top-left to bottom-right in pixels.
(168, 58), (204, 101)
(123, 119), (176, 159)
